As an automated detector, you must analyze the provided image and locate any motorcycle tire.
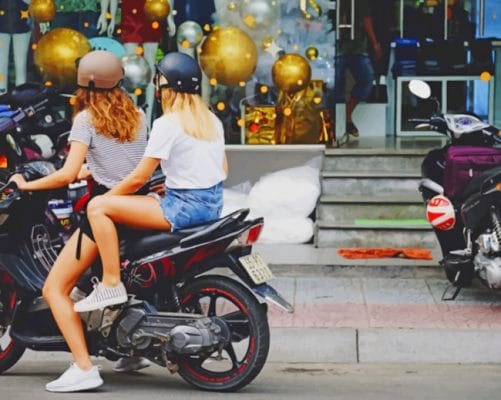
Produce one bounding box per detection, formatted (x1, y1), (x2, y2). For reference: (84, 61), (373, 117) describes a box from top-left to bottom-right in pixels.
(0, 274), (26, 373)
(178, 275), (269, 392)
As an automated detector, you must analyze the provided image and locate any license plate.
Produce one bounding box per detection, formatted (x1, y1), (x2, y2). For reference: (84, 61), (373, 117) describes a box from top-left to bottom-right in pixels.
(239, 253), (273, 285)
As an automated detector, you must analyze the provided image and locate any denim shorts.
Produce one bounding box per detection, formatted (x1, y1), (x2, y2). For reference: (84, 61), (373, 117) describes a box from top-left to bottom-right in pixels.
(159, 183), (223, 231)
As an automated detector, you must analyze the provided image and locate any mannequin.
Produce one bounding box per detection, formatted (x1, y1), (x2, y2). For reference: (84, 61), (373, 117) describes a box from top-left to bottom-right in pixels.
(0, 0), (32, 94)
(40, 0), (114, 37)
(112, 0), (175, 125)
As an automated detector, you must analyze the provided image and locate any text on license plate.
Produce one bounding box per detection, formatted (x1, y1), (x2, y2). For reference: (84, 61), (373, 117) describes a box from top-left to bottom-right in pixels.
(239, 253), (273, 285)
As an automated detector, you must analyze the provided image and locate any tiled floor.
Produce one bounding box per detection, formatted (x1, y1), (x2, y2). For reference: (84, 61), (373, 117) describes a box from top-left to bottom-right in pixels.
(268, 276), (501, 330)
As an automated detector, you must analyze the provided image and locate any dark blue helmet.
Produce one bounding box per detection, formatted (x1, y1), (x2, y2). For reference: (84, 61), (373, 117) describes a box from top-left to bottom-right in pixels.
(155, 52), (202, 95)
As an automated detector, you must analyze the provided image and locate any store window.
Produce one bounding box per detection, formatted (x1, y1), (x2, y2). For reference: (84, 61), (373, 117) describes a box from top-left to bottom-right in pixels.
(0, 0), (338, 145)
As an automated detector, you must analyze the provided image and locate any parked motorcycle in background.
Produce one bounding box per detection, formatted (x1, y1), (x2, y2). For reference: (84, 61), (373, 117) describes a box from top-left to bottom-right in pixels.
(410, 80), (501, 298)
(0, 82), (72, 166)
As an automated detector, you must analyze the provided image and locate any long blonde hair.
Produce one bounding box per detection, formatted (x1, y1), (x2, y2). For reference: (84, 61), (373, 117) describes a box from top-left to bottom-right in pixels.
(161, 88), (218, 141)
(73, 87), (141, 143)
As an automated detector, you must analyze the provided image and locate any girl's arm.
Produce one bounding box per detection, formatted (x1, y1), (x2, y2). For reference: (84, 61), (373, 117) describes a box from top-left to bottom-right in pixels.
(9, 142), (88, 191)
(223, 152), (228, 178)
(106, 157), (161, 196)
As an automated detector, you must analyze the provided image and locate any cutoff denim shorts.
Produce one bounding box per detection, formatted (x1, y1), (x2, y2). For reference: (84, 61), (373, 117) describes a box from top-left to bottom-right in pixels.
(158, 183), (223, 231)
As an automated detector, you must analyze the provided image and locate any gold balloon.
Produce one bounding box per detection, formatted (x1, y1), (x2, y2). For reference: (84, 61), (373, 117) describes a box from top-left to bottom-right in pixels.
(34, 28), (91, 89)
(305, 46), (319, 61)
(29, 0), (55, 23)
(227, 2), (237, 11)
(272, 53), (311, 93)
(199, 26), (258, 86)
(144, 0), (170, 21)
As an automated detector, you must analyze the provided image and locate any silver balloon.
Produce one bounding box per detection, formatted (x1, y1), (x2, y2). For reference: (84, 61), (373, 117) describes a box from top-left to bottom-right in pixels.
(121, 54), (152, 92)
(239, 0), (279, 30)
(176, 21), (203, 49)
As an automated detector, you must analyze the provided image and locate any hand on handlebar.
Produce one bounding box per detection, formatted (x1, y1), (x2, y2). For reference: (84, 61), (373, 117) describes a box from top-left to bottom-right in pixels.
(8, 173), (27, 191)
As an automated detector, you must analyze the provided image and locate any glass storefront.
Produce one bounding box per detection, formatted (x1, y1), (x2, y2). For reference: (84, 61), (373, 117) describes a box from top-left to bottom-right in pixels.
(0, 0), (499, 145)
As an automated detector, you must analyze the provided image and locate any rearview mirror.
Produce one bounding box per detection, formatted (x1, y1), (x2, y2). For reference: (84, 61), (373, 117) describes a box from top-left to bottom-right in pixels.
(408, 80), (431, 99)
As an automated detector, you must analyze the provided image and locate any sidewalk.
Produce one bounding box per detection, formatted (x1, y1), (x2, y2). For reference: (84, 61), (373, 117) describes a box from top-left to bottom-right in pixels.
(21, 265), (501, 365)
(266, 270), (501, 363)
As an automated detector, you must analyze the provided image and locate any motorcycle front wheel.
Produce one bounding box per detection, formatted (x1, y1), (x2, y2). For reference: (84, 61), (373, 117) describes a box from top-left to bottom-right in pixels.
(178, 275), (270, 392)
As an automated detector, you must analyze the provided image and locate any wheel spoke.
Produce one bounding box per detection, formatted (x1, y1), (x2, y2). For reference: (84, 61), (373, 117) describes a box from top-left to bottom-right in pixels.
(225, 343), (240, 369)
(222, 311), (250, 341)
(207, 294), (217, 317)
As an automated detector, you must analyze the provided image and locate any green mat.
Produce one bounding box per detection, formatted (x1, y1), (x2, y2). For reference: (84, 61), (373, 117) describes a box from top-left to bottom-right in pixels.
(355, 219), (430, 226)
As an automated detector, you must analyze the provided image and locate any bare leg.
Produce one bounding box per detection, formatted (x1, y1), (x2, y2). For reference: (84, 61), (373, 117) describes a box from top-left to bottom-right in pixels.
(87, 195), (170, 287)
(42, 230), (99, 370)
(346, 96), (359, 125)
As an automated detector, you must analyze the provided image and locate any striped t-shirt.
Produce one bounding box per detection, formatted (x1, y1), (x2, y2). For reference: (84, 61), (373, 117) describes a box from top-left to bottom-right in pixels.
(68, 110), (147, 188)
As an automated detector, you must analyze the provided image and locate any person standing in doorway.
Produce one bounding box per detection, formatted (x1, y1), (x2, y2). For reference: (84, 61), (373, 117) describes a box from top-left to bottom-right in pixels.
(335, 0), (382, 137)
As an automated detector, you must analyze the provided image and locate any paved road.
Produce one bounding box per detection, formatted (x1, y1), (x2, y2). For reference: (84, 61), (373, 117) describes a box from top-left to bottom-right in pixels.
(1, 361), (501, 400)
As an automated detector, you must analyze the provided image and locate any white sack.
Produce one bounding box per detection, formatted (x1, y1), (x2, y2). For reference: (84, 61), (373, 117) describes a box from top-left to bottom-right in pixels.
(257, 217), (314, 244)
(248, 164), (320, 218)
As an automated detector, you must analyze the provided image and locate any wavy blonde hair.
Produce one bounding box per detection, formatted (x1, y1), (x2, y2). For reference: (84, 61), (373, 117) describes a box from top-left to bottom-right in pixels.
(73, 88), (141, 143)
(161, 88), (218, 141)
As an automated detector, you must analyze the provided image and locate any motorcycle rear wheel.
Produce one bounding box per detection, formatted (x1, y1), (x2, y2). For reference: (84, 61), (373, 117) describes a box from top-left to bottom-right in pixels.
(178, 275), (269, 392)
(0, 272), (26, 373)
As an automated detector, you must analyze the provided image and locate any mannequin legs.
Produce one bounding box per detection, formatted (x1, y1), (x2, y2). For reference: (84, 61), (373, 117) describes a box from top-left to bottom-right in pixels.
(124, 42), (158, 126)
(0, 33), (12, 93)
(0, 32), (31, 93)
(13, 32), (31, 86)
(143, 42), (159, 126)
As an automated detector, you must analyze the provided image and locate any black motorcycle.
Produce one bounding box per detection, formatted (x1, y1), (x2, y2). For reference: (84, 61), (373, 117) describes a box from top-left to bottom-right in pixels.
(0, 161), (292, 392)
(410, 80), (501, 296)
(0, 82), (71, 168)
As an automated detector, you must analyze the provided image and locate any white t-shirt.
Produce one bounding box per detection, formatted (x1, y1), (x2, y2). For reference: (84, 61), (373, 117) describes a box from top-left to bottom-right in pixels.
(144, 112), (226, 189)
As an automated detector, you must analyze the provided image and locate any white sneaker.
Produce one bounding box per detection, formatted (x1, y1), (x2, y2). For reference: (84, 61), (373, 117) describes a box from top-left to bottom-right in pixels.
(113, 357), (151, 373)
(46, 363), (103, 392)
(74, 277), (128, 313)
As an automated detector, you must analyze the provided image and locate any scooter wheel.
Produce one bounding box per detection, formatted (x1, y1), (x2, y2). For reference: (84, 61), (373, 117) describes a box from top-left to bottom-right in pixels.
(177, 275), (269, 392)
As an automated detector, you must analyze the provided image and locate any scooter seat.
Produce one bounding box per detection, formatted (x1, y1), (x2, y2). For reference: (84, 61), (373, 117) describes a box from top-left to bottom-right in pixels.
(121, 209), (250, 260)
(121, 228), (195, 260)
(461, 165), (501, 200)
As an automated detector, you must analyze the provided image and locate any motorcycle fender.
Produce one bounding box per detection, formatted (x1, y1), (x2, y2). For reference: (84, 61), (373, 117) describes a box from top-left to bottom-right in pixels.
(225, 250), (294, 313)
(253, 284), (294, 313)
(0, 253), (45, 292)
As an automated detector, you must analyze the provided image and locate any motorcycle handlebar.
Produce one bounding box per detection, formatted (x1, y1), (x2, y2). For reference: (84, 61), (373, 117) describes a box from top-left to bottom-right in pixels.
(0, 96), (51, 135)
(409, 118), (431, 123)
(0, 116), (16, 134)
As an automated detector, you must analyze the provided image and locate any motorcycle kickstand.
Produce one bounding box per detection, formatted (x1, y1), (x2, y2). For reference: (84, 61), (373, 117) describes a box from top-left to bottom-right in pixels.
(160, 348), (179, 374)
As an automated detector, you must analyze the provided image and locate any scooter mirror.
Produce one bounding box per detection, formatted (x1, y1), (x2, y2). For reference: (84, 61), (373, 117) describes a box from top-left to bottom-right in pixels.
(408, 80), (432, 99)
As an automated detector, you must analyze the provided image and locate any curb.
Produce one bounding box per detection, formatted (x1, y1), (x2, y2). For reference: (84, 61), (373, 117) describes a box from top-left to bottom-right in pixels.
(22, 327), (501, 365)
(268, 328), (501, 364)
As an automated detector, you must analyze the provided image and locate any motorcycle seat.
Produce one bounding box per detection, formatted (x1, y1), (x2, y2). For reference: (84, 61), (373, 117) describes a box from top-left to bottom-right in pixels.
(461, 165), (501, 200)
(121, 209), (250, 260)
(121, 229), (193, 260)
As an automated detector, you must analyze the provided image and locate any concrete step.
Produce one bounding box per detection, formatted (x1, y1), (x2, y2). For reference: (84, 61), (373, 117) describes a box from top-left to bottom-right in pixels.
(321, 171), (422, 197)
(315, 221), (437, 248)
(254, 243), (441, 268)
(323, 148), (427, 173)
(317, 195), (426, 224)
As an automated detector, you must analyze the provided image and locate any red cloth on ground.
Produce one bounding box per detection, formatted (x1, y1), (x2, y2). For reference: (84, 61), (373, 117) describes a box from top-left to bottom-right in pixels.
(337, 248), (433, 260)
